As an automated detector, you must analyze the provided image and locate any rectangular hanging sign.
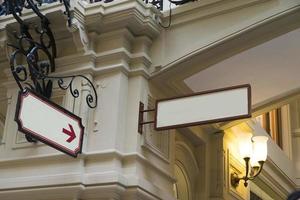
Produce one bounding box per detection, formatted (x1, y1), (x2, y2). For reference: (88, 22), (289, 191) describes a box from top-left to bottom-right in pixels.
(15, 89), (84, 157)
(154, 84), (251, 131)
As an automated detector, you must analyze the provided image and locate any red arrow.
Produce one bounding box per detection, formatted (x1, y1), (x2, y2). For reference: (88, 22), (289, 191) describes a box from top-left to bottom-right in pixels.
(62, 124), (76, 143)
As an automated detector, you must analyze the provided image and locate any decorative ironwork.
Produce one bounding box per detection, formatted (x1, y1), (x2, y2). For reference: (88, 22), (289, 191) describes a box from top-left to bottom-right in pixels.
(50, 74), (98, 109)
(5, 0), (97, 143)
(7, 0), (97, 106)
(0, 0), (71, 26)
(8, 0), (56, 98)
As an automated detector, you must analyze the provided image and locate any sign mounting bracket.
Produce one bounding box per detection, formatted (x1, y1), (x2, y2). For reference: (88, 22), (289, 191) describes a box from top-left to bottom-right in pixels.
(137, 84), (251, 135)
(138, 102), (155, 134)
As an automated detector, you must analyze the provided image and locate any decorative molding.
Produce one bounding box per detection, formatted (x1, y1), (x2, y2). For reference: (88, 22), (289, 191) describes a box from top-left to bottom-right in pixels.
(68, 18), (90, 53)
(0, 115), (4, 144)
(74, 0), (161, 39)
(92, 80), (107, 133)
(0, 178), (175, 200)
(150, 0), (300, 104)
(167, 0), (269, 26)
(262, 158), (297, 193)
(0, 149), (176, 185)
(292, 128), (300, 137)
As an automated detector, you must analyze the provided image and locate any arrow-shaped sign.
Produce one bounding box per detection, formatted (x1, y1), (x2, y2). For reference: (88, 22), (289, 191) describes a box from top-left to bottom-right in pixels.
(15, 89), (84, 157)
(62, 124), (76, 143)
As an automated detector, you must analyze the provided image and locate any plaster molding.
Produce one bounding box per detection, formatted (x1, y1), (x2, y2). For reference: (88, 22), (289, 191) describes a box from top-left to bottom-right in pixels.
(0, 182), (151, 200)
(154, 1), (300, 77)
(2, 48), (152, 85)
(67, 18), (91, 53)
(164, 0), (269, 26)
(150, 1), (300, 100)
(0, 155), (176, 199)
(0, 149), (176, 183)
(0, 184), (84, 200)
(0, 2), (158, 75)
(292, 128), (300, 137)
(265, 158), (297, 189)
(175, 141), (199, 173)
(255, 163), (296, 199)
(74, 0), (161, 39)
(209, 131), (225, 198)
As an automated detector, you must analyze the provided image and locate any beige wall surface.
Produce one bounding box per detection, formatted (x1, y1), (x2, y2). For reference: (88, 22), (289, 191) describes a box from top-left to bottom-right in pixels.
(0, 0), (299, 200)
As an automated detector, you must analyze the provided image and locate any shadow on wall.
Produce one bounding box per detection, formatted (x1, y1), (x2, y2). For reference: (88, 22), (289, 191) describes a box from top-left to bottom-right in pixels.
(288, 191), (300, 200)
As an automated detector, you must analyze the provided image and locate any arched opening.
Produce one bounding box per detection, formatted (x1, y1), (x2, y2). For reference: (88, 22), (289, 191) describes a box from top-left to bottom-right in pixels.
(174, 161), (190, 200)
(174, 138), (202, 200)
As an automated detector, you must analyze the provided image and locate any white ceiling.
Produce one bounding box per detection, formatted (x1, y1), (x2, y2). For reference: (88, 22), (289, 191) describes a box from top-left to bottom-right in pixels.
(185, 28), (300, 106)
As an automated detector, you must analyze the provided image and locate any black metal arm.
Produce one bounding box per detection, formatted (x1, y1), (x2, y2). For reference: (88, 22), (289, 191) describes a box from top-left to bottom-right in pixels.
(231, 158), (265, 187)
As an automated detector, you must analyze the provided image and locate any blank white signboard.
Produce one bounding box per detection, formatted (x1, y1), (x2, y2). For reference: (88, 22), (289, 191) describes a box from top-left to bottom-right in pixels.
(155, 85), (251, 130)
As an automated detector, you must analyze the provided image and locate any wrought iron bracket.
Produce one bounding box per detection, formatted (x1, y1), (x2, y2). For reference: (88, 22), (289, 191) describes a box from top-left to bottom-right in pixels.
(230, 158), (264, 188)
(6, 0), (97, 143)
(138, 102), (155, 134)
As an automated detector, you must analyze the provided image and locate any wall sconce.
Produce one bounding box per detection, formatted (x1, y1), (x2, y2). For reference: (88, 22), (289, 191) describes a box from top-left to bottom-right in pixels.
(231, 135), (268, 187)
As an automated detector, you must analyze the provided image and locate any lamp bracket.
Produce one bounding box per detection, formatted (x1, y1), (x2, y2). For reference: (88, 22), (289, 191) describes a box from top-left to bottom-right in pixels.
(230, 159), (265, 188)
(230, 172), (240, 188)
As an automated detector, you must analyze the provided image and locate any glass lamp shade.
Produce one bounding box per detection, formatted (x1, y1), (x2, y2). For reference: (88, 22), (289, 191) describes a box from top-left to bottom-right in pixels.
(252, 136), (268, 162)
(250, 156), (260, 167)
(239, 134), (253, 159)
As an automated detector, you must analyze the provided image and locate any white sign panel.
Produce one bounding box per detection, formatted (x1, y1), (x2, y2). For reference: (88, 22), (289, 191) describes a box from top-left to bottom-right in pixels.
(15, 90), (84, 157)
(154, 84), (251, 130)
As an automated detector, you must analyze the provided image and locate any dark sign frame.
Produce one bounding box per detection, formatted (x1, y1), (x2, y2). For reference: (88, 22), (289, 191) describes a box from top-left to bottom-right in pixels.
(154, 84), (252, 131)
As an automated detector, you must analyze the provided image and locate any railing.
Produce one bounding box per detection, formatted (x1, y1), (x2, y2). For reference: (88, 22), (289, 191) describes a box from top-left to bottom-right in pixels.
(0, 0), (196, 17)
(0, 0), (60, 16)
(87, 0), (163, 10)
(0, 0), (164, 16)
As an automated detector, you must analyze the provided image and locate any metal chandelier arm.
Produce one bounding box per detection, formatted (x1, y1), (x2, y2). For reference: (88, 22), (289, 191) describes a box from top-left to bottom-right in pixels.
(249, 161), (264, 179)
(231, 159), (265, 187)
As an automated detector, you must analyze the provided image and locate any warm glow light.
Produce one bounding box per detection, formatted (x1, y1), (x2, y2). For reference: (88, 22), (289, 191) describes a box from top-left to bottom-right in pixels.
(250, 156), (260, 167)
(252, 136), (268, 162)
(239, 134), (253, 159)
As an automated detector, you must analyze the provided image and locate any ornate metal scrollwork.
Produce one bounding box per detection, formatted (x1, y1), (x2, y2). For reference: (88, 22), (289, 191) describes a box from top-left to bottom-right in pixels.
(6, 0), (97, 142)
(8, 0), (97, 108)
(60, 0), (71, 26)
(53, 75), (98, 109)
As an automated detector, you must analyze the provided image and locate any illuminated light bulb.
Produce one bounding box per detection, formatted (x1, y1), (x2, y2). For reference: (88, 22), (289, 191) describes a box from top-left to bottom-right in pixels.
(250, 155), (260, 167)
(239, 133), (253, 159)
(252, 136), (268, 162)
